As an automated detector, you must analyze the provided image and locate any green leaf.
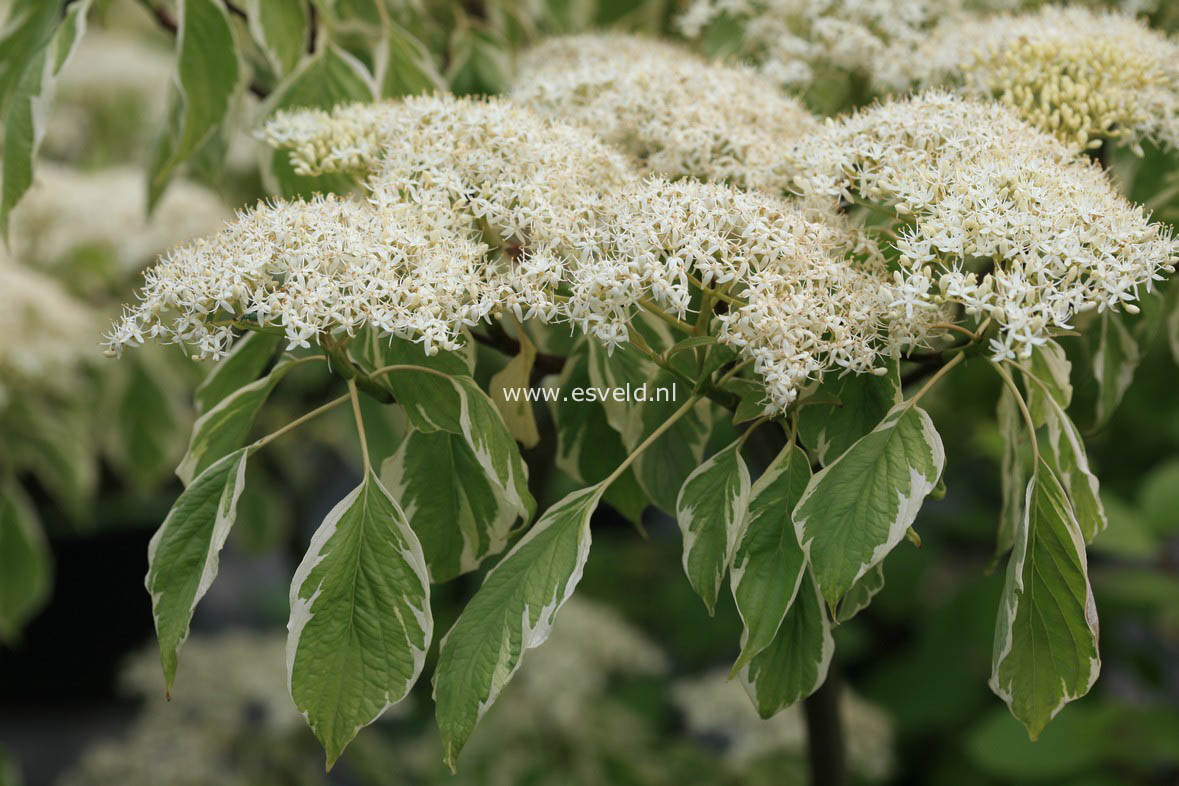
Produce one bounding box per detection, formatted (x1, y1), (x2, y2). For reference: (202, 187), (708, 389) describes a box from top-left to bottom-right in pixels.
(1024, 340), (1072, 427)
(550, 342), (625, 484)
(445, 27), (508, 96)
(372, 350), (468, 434)
(0, 482), (51, 642)
(630, 373), (709, 515)
(112, 352), (186, 489)
(585, 340), (651, 437)
(148, 0), (241, 209)
(146, 449), (249, 693)
(247, 0), (308, 76)
(288, 471), (431, 768)
(433, 484), (601, 772)
(1039, 398), (1107, 543)
(667, 335), (718, 354)
(730, 443), (810, 673)
(451, 374), (536, 523)
(488, 327), (540, 448)
(996, 386), (1026, 558)
(549, 342), (647, 523)
(676, 439), (751, 615)
(0, 0), (90, 238)
(739, 569), (833, 718)
(0, 1), (59, 113)
(832, 562), (884, 624)
(266, 43), (373, 198)
(1091, 310), (1140, 428)
(794, 402), (945, 611)
(379, 22), (445, 97)
(798, 362), (900, 465)
(176, 357), (301, 485)
(380, 363), (535, 523)
(722, 376), (768, 425)
(990, 459), (1100, 740)
(194, 332), (282, 415)
(381, 428), (526, 582)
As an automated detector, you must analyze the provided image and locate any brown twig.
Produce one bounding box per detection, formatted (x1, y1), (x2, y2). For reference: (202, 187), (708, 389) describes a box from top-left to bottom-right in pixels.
(223, 0), (249, 22)
(307, 1), (318, 54)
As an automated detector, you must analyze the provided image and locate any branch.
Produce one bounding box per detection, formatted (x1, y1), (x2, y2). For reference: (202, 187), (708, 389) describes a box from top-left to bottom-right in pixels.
(803, 664), (847, 786)
(223, 1), (249, 22)
(307, 1), (318, 54)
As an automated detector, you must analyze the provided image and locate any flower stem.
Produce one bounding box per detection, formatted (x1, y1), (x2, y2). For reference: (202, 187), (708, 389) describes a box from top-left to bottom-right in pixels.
(602, 392), (702, 489)
(348, 379), (372, 475)
(250, 394), (349, 452)
(990, 360), (1040, 461)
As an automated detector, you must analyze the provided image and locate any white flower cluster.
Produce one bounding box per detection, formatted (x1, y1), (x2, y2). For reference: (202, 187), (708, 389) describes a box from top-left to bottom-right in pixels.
(509, 33), (817, 192)
(572, 178), (914, 407)
(10, 164), (228, 273)
(784, 92), (1179, 361)
(677, 0), (966, 91)
(894, 6), (1179, 152)
(105, 194), (494, 359)
(115, 88), (1175, 409)
(113, 96), (636, 360)
(0, 262), (96, 407)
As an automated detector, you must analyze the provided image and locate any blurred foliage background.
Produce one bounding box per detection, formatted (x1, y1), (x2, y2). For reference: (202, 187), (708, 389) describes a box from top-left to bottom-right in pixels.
(0, 0), (1177, 784)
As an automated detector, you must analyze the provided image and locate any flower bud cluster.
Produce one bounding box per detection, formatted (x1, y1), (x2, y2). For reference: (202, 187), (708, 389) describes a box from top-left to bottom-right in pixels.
(896, 7), (1179, 152)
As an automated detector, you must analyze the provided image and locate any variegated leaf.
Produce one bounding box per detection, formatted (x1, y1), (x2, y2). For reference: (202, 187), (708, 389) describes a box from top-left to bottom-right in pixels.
(676, 439), (751, 615)
(246, 0), (308, 77)
(148, 0), (242, 207)
(288, 471), (431, 768)
(548, 342), (647, 523)
(798, 362), (900, 465)
(990, 459), (1100, 739)
(381, 428), (525, 582)
(194, 331), (281, 415)
(433, 484), (601, 772)
(1040, 397), (1107, 543)
(489, 327), (540, 448)
(794, 403), (944, 611)
(1024, 339), (1072, 426)
(588, 341), (708, 513)
(382, 365), (536, 524)
(833, 562), (885, 624)
(0, 0), (91, 237)
(146, 449), (249, 693)
(740, 569), (834, 718)
(1092, 310), (1140, 427)
(996, 386), (1026, 558)
(176, 356), (301, 485)
(730, 443), (810, 672)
